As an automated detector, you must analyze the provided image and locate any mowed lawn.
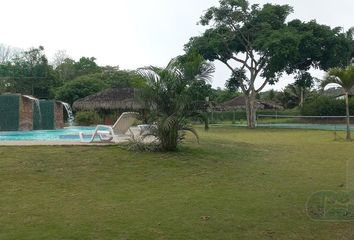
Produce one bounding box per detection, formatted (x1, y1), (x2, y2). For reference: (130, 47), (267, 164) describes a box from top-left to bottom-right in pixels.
(1, 126), (354, 239)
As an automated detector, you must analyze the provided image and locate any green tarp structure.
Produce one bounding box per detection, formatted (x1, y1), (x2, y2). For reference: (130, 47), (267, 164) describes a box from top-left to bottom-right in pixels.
(0, 95), (20, 131)
(38, 100), (55, 130)
(0, 95), (60, 131)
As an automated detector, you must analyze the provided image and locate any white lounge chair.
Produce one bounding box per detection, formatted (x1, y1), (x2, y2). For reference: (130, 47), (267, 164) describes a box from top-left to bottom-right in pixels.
(79, 112), (139, 143)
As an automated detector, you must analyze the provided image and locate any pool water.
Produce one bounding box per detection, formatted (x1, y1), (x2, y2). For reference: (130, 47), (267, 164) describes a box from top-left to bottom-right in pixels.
(0, 127), (95, 141)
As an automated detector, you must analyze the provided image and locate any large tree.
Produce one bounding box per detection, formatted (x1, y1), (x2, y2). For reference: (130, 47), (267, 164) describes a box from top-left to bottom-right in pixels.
(186, 0), (354, 128)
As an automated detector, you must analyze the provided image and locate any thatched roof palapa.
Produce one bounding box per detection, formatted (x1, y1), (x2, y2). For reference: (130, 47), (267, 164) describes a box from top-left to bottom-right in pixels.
(73, 88), (143, 111)
(217, 96), (283, 111)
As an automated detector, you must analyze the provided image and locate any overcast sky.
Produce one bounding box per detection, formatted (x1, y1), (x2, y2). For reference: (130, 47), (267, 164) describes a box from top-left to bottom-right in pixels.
(0, 0), (353, 91)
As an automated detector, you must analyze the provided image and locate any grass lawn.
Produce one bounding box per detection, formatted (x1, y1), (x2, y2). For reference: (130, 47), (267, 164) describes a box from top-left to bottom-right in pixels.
(1, 126), (354, 239)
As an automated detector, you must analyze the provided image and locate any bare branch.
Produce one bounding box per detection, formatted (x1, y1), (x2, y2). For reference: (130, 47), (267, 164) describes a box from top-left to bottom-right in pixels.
(230, 56), (251, 70)
(256, 79), (269, 93)
(218, 58), (248, 93)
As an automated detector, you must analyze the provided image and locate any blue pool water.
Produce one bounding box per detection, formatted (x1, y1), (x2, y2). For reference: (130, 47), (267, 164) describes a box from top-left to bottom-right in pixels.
(0, 127), (95, 141)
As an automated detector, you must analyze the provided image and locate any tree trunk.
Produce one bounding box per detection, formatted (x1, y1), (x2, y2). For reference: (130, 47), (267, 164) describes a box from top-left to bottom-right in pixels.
(345, 92), (351, 141)
(245, 93), (257, 128)
(300, 87), (304, 108)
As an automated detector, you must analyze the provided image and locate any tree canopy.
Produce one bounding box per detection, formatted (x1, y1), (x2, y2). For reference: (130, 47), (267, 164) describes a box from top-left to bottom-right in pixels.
(186, 0), (354, 127)
(0, 46), (147, 103)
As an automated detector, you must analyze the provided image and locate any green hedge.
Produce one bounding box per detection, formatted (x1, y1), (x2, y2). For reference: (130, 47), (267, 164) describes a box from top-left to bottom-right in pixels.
(301, 96), (354, 116)
(75, 111), (102, 126)
(207, 109), (298, 124)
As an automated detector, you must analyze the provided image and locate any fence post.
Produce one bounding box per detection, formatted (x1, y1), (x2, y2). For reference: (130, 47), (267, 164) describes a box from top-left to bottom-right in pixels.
(232, 109), (236, 124)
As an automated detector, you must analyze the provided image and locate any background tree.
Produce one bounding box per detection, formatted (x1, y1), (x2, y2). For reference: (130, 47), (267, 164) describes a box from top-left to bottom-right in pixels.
(321, 66), (354, 141)
(102, 66), (146, 89)
(0, 44), (20, 64)
(52, 50), (70, 69)
(54, 56), (102, 83)
(280, 84), (304, 109)
(259, 89), (277, 102)
(0, 45), (147, 101)
(74, 57), (101, 76)
(55, 73), (107, 105)
(55, 69), (147, 105)
(55, 58), (77, 82)
(8, 46), (57, 98)
(186, 0), (354, 128)
(294, 71), (314, 107)
(213, 88), (241, 103)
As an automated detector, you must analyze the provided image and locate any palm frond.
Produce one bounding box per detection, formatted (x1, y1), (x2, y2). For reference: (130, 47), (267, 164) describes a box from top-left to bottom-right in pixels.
(323, 66), (354, 92)
(180, 126), (200, 143)
(195, 62), (215, 83)
(137, 55), (211, 151)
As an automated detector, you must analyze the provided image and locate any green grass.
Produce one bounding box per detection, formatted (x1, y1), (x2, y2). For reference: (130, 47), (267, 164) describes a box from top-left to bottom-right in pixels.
(257, 117), (302, 124)
(1, 126), (354, 239)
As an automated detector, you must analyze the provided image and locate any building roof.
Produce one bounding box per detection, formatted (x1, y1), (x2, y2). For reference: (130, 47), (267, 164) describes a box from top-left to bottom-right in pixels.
(73, 88), (143, 111)
(217, 96), (283, 111)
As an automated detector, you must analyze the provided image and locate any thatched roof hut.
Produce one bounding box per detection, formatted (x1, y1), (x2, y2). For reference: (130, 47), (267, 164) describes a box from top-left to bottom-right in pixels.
(217, 96), (283, 111)
(218, 96), (261, 111)
(73, 88), (143, 111)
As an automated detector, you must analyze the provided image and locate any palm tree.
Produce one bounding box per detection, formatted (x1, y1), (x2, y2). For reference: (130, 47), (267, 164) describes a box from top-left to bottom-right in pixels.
(138, 53), (214, 151)
(321, 66), (354, 141)
(294, 71), (313, 107)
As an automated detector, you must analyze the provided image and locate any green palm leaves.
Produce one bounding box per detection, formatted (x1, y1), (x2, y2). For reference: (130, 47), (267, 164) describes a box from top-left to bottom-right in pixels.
(138, 54), (214, 151)
(322, 66), (354, 92)
(322, 66), (354, 141)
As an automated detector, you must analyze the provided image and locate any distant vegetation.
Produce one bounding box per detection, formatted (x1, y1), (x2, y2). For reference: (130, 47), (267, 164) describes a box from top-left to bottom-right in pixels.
(0, 0), (354, 135)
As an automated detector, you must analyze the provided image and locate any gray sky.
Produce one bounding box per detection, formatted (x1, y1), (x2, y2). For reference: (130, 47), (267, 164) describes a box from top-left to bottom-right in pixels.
(0, 0), (353, 91)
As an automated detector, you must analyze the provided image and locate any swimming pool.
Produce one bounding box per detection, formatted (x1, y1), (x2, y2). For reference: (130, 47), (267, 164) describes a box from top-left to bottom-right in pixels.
(0, 127), (95, 141)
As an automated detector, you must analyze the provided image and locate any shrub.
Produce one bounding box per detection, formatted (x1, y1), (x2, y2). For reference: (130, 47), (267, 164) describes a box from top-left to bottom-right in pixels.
(55, 74), (107, 105)
(301, 96), (346, 116)
(126, 137), (160, 152)
(138, 55), (211, 152)
(75, 111), (101, 126)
